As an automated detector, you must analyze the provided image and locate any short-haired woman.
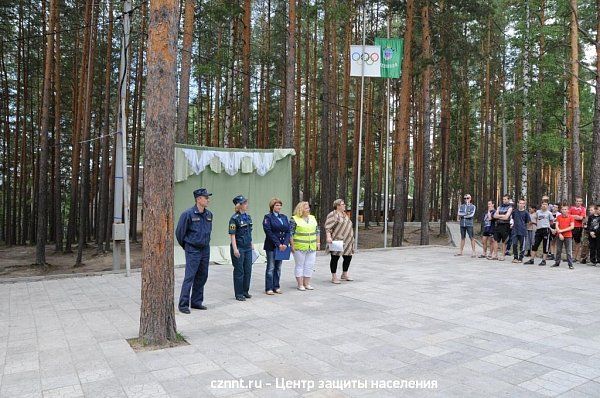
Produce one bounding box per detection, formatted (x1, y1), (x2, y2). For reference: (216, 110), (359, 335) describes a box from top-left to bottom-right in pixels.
(290, 202), (320, 291)
(325, 199), (355, 283)
(262, 198), (291, 295)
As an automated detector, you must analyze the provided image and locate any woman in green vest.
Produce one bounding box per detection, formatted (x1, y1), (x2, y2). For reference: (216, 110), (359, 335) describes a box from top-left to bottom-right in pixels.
(290, 201), (320, 291)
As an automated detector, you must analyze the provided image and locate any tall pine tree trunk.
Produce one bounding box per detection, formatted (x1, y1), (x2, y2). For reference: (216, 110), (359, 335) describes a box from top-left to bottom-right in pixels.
(241, 0), (251, 147)
(319, 1), (332, 243)
(53, 0), (63, 252)
(36, 0), (55, 265)
(420, 0), (431, 245)
(76, 0), (98, 266)
(570, 0), (582, 200)
(283, 0), (295, 148)
(392, 0), (414, 246)
(139, 0), (179, 345)
(439, 0), (451, 236)
(590, 0), (600, 203)
(97, 0), (113, 254)
(177, 0), (194, 144)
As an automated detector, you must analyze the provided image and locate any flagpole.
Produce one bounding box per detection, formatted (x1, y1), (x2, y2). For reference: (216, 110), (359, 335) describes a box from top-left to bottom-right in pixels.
(383, 13), (391, 248)
(354, 3), (367, 252)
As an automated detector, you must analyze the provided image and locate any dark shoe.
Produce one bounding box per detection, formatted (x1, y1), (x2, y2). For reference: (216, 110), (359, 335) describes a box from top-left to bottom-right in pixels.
(243, 293), (252, 299)
(551, 263), (560, 267)
(179, 307), (190, 314)
(236, 296), (246, 301)
(524, 259), (534, 265)
(526, 251), (531, 257)
(191, 305), (207, 310)
(569, 264), (574, 269)
(581, 259), (587, 264)
(539, 260), (546, 266)
(548, 254), (555, 260)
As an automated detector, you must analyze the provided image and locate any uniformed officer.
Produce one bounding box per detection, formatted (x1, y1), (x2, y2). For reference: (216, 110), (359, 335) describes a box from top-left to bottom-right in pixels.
(176, 188), (213, 314)
(229, 195), (253, 301)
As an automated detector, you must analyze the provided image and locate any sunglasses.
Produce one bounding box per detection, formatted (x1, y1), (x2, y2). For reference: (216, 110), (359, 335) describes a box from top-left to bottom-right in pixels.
(464, 197), (470, 200)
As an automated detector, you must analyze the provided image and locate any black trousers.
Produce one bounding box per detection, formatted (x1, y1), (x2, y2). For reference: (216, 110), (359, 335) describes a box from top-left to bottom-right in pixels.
(590, 236), (600, 264)
(330, 254), (352, 273)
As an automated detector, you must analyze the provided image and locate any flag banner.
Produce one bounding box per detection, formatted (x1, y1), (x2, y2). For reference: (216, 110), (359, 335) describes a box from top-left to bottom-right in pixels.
(350, 45), (381, 77)
(375, 38), (403, 78)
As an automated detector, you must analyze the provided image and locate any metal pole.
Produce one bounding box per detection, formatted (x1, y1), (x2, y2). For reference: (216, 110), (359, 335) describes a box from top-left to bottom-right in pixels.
(354, 3), (367, 252)
(383, 13), (391, 248)
(113, 0), (132, 274)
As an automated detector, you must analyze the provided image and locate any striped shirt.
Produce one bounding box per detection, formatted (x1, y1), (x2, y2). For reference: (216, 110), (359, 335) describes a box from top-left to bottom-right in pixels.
(324, 210), (355, 256)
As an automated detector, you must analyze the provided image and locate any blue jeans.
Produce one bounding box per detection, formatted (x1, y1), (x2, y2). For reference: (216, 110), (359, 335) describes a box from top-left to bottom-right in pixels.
(265, 251), (282, 292)
(179, 245), (210, 309)
(232, 247), (253, 298)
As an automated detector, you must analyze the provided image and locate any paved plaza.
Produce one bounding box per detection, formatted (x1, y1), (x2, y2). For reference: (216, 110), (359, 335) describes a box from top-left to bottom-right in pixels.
(3, 245), (600, 397)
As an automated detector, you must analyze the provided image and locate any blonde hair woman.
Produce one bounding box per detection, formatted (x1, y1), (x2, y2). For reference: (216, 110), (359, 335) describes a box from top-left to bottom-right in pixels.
(325, 199), (355, 283)
(290, 202), (320, 291)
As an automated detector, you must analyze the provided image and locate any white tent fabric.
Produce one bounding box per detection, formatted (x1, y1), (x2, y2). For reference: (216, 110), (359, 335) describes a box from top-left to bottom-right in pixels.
(181, 149), (277, 177)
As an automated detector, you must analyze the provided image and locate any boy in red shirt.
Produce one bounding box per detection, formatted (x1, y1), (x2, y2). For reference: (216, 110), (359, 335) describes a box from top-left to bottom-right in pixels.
(569, 197), (586, 262)
(552, 205), (575, 269)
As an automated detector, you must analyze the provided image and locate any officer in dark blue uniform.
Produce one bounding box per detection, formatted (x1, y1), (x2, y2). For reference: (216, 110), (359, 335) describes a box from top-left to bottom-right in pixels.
(176, 188), (213, 314)
(229, 195), (253, 301)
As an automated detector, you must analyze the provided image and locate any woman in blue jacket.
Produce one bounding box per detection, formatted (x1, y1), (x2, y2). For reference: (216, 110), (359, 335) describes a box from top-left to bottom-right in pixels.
(262, 198), (291, 295)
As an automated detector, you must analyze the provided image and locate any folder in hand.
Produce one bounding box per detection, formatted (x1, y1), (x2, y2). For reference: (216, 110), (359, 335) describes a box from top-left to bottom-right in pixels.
(274, 245), (291, 261)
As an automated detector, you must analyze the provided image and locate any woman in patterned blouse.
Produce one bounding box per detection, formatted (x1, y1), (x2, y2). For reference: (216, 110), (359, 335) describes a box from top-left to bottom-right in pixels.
(325, 199), (355, 284)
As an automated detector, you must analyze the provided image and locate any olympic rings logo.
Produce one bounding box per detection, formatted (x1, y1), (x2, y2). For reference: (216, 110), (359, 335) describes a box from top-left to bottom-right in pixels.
(351, 51), (380, 65)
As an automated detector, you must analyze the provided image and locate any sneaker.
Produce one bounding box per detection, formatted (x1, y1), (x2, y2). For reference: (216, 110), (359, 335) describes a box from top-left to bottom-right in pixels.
(266, 290), (275, 295)
(297, 286), (306, 291)
(551, 263), (560, 267)
(524, 259), (534, 265)
(243, 293), (252, 299)
(304, 285), (314, 290)
(274, 289), (282, 294)
(569, 264), (574, 269)
(236, 296), (246, 301)
(512, 259), (519, 263)
(539, 260), (546, 266)
(548, 254), (555, 260)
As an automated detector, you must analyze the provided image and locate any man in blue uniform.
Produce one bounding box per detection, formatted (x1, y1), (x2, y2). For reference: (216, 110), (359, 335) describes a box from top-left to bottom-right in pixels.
(229, 195), (253, 301)
(176, 188), (213, 314)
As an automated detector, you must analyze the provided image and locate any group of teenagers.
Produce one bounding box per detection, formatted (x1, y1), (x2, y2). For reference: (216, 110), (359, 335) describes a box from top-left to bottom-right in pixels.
(457, 193), (600, 269)
(175, 188), (356, 313)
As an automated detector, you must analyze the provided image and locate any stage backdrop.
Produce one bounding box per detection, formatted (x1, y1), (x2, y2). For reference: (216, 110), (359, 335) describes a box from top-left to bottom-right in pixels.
(174, 144), (295, 265)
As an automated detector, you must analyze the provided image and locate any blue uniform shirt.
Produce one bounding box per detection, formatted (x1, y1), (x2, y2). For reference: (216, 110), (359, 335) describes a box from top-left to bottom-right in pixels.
(229, 212), (253, 251)
(175, 206), (213, 250)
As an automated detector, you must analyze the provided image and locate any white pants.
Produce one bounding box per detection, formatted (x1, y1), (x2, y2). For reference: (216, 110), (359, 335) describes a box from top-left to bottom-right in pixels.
(293, 250), (316, 278)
